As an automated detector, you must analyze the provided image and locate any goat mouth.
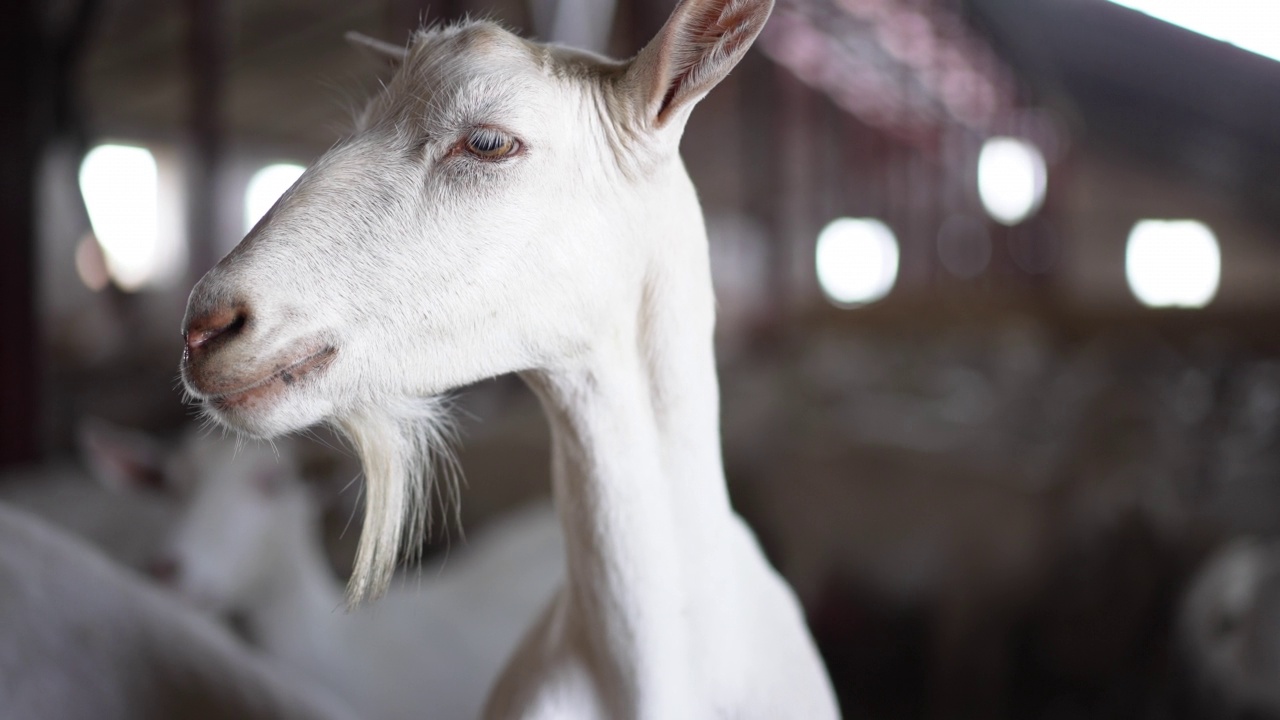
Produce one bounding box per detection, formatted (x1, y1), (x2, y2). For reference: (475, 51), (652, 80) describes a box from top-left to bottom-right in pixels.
(198, 346), (338, 412)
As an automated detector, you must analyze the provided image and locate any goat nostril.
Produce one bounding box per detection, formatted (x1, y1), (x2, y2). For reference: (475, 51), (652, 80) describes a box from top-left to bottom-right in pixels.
(146, 557), (180, 584)
(185, 307), (248, 356)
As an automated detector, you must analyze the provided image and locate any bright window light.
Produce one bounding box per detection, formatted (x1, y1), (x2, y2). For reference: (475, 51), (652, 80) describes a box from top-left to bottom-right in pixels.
(79, 144), (170, 291)
(1106, 0), (1280, 63)
(815, 217), (900, 307)
(1125, 220), (1221, 308)
(244, 163), (305, 232)
(978, 136), (1047, 226)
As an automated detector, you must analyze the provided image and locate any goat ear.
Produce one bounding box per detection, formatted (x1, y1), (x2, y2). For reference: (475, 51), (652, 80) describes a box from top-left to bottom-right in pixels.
(626, 0), (773, 129)
(78, 418), (167, 493)
(252, 466), (293, 498)
(345, 31), (408, 67)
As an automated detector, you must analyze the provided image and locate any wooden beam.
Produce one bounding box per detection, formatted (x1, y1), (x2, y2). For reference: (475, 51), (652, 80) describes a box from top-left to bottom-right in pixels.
(0, 0), (47, 467)
(186, 0), (227, 278)
(0, 1), (45, 466)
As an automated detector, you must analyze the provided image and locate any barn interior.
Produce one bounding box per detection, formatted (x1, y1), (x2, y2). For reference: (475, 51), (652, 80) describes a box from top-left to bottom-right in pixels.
(3, 0), (1280, 717)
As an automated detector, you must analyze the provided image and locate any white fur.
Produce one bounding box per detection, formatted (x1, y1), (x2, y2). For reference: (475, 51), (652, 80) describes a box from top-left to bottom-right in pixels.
(336, 398), (462, 604)
(180, 1), (840, 717)
(142, 432), (563, 720)
(0, 462), (174, 570)
(0, 501), (358, 720)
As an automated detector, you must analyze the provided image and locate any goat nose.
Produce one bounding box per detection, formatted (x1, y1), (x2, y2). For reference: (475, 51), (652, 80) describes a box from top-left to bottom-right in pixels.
(184, 306), (248, 357)
(146, 557), (180, 584)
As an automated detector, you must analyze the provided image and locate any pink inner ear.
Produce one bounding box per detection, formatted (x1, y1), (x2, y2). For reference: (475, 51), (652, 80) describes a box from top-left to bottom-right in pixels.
(659, 0), (767, 121)
(84, 432), (167, 493)
(122, 458), (168, 493)
(253, 468), (290, 496)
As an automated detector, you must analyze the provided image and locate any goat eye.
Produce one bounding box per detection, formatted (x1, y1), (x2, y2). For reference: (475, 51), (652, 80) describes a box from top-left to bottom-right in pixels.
(463, 128), (518, 159)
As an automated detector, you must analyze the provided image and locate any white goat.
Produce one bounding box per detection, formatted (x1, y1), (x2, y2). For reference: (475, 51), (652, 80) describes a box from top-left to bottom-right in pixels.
(0, 501), (359, 720)
(130, 431), (563, 720)
(1179, 537), (1280, 716)
(178, 0), (839, 716)
(0, 420), (176, 570)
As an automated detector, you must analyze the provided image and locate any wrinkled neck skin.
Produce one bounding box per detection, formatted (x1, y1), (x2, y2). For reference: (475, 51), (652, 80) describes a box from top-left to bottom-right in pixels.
(491, 163), (838, 719)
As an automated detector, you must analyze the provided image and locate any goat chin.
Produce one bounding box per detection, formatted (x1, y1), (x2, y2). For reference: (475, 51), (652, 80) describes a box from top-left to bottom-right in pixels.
(193, 387), (335, 442)
(0, 501), (359, 720)
(193, 374), (463, 606)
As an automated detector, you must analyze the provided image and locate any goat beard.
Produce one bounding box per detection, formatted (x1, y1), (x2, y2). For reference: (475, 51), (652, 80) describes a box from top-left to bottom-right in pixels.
(333, 397), (460, 606)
